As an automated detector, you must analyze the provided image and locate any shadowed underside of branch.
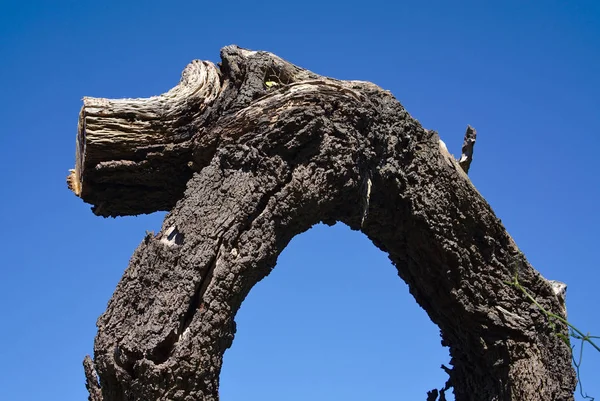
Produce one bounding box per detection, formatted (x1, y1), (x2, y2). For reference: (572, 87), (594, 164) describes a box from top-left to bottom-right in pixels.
(69, 46), (576, 401)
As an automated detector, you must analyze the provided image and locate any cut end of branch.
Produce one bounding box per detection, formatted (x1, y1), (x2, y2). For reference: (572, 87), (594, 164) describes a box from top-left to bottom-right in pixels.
(67, 169), (81, 196)
(67, 106), (86, 197)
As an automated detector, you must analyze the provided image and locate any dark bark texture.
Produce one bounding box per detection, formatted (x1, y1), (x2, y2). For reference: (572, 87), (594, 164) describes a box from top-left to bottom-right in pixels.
(71, 46), (576, 400)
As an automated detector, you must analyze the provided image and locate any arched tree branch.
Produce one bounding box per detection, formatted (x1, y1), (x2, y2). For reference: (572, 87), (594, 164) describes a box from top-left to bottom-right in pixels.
(68, 46), (576, 401)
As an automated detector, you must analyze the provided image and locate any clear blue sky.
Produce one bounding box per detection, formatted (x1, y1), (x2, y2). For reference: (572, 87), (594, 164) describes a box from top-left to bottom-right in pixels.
(1, 1), (598, 400)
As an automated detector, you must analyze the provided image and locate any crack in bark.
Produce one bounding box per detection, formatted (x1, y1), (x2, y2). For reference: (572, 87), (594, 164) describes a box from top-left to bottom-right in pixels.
(178, 237), (224, 339)
(146, 330), (179, 366)
(228, 165), (294, 257)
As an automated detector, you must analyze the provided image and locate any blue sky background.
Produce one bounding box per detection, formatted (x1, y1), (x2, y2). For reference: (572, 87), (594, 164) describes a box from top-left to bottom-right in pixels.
(1, 1), (598, 400)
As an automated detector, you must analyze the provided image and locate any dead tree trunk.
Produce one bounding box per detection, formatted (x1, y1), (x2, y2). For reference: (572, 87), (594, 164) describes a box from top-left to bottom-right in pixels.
(69, 46), (576, 401)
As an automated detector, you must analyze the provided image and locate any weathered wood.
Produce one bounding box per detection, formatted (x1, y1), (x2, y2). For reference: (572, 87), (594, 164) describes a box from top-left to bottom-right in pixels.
(83, 355), (102, 401)
(67, 60), (221, 216)
(72, 46), (576, 401)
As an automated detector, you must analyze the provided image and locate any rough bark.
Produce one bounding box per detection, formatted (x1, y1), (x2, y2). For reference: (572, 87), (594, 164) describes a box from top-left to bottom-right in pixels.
(70, 46), (576, 400)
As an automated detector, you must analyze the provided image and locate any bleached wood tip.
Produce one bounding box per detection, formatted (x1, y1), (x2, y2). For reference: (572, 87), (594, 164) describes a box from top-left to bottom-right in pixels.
(67, 168), (82, 196)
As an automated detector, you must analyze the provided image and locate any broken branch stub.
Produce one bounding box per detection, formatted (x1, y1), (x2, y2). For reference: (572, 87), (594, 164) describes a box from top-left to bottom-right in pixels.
(71, 46), (576, 401)
(67, 60), (222, 216)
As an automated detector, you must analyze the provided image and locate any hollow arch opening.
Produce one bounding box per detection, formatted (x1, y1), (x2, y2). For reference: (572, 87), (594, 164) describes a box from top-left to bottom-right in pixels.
(220, 223), (453, 400)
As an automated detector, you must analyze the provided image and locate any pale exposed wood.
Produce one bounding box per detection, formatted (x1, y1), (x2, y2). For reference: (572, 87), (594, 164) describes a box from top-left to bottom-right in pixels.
(67, 60), (221, 215)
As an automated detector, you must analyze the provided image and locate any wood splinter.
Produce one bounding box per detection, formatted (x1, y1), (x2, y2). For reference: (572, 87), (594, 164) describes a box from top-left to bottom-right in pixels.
(458, 125), (477, 174)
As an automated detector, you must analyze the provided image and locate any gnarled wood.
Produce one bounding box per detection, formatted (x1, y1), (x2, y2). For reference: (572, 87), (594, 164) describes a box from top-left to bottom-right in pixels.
(67, 60), (221, 216)
(71, 46), (576, 400)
